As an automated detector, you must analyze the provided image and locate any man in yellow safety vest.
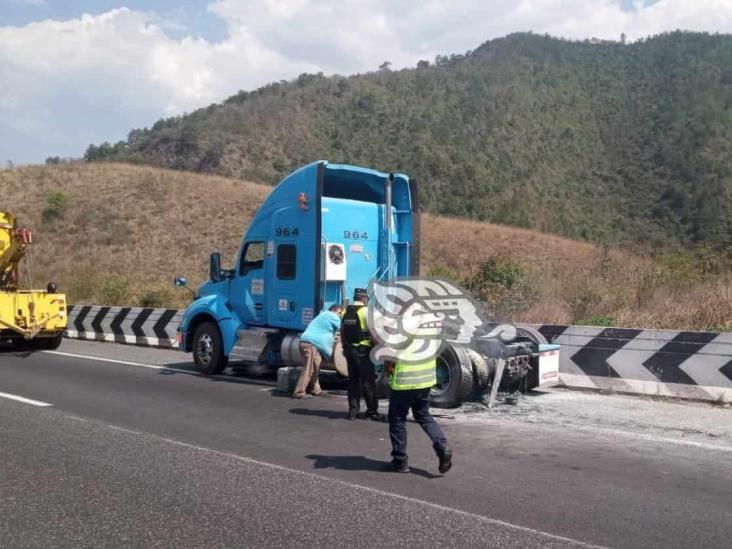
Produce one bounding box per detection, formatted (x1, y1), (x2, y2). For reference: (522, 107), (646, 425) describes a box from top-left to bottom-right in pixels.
(383, 337), (452, 474)
(341, 288), (384, 421)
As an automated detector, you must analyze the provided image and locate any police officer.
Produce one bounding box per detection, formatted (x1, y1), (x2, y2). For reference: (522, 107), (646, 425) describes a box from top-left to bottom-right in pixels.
(341, 288), (385, 421)
(383, 340), (453, 474)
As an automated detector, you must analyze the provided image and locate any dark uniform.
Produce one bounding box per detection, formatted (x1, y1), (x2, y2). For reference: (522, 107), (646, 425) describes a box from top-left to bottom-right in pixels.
(384, 342), (452, 474)
(341, 289), (383, 420)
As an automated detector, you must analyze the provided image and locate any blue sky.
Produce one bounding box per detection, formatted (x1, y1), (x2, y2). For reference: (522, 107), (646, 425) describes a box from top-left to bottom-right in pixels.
(0, 0), (729, 165)
(1, 1), (227, 40)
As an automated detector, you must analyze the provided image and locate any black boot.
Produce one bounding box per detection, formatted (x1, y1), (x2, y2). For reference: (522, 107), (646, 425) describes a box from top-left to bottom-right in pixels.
(365, 410), (386, 421)
(435, 446), (453, 474)
(382, 458), (409, 473)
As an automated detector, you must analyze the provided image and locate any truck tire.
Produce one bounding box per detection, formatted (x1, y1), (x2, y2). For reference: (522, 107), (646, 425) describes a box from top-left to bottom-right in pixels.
(192, 321), (228, 376)
(31, 333), (63, 350)
(514, 325), (548, 345)
(430, 344), (474, 408)
(8, 337), (28, 349)
(466, 348), (493, 398)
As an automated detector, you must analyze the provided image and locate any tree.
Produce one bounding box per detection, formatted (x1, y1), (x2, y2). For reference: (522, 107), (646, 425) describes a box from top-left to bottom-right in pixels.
(379, 61), (392, 71)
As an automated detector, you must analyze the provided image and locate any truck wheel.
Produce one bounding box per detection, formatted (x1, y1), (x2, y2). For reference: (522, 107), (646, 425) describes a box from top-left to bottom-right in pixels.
(34, 333), (63, 350)
(430, 344), (473, 408)
(192, 322), (228, 375)
(514, 325), (548, 345)
(466, 348), (493, 398)
(8, 338), (28, 349)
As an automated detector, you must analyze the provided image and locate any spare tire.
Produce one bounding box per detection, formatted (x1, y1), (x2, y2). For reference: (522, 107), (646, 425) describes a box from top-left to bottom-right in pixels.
(431, 344), (474, 408)
(331, 337), (349, 377)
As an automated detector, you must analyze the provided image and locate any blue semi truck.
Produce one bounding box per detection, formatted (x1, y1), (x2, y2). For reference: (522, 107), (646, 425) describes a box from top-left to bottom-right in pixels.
(175, 161), (559, 407)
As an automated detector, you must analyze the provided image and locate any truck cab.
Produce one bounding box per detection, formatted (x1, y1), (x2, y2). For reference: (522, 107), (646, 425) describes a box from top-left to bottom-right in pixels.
(176, 161), (418, 374)
(176, 161), (558, 407)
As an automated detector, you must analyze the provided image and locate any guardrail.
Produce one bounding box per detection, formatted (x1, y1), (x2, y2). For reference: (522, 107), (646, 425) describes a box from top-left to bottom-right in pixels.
(65, 306), (732, 403)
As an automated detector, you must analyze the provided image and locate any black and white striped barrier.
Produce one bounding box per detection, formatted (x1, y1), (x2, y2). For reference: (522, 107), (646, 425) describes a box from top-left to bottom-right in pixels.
(64, 306), (732, 403)
(65, 305), (182, 348)
(537, 325), (732, 403)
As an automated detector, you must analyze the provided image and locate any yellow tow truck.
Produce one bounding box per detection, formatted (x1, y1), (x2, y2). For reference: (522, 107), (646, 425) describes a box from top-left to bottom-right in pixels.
(1, 210), (66, 349)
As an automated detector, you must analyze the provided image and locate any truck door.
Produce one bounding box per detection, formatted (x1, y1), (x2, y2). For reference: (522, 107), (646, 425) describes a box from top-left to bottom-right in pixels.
(229, 241), (266, 325)
(270, 237), (298, 326)
(266, 162), (323, 330)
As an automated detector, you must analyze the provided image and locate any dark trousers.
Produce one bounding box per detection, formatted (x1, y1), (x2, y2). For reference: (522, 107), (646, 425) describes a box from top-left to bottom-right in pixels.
(388, 388), (447, 460)
(344, 346), (377, 414)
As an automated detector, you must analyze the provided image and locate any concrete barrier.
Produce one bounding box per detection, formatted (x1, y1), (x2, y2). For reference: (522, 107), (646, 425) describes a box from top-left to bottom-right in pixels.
(65, 306), (732, 403)
(65, 305), (181, 348)
(536, 325), (732, 403)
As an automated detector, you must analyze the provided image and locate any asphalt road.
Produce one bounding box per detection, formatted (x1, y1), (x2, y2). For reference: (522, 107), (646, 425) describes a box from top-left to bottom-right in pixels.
(1, 340), (731, 548)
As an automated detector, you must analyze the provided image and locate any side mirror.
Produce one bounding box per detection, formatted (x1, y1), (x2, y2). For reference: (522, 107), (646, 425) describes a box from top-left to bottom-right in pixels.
(174, 276), (188, 287)
(210, 252), (222, 282)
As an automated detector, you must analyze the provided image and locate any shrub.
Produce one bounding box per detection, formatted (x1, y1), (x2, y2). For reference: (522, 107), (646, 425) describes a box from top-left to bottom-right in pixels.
(42, 190), (69, 222)
(704, 323), (732, 333)
(138, 288), (172, 308)
(568, 285), (604, 322)
(576, 314), (616, 327)
(68, 271), (101, 303)
(427, 266), (461, 283)
(100, 275), (130, 305)
(464, 257), (538, 320)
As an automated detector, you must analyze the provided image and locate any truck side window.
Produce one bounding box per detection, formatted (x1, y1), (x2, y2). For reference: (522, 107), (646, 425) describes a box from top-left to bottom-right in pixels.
(277, 244), (296, 280)
(240, 242), (264, 275)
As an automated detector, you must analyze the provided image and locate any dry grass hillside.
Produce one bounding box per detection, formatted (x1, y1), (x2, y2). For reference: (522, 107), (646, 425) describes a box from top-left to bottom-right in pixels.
(2, 163), (730, 330)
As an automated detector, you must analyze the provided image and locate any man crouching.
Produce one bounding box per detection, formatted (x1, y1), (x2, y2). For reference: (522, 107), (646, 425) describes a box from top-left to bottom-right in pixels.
(292, 304), (343, 399)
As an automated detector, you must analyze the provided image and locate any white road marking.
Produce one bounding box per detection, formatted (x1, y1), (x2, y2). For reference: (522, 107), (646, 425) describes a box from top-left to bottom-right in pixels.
(91, 417), (605, 549)
(0, 391), (52, 407)
(43, 350), (195, 375)
(42, 350), (276, 387)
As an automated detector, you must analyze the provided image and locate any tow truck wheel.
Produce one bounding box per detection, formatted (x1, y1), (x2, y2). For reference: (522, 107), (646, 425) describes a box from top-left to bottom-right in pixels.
(30, 333), (63, 350)
(430, 344), (473, 408)
(192, 322), (228, 376)
(8, 338), (26, 349)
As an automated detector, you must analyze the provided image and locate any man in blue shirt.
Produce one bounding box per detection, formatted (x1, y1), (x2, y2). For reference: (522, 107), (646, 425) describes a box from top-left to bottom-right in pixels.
(292, 304), (343, 398)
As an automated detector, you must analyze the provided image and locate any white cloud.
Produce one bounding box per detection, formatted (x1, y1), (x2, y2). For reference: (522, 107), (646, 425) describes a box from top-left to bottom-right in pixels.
(1, 0), (732, 163)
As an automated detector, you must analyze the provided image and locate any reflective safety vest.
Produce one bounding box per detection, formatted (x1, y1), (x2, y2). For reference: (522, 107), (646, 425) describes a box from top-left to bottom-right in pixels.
(389, 348), (437, 391)
(341, 303), (371, 348)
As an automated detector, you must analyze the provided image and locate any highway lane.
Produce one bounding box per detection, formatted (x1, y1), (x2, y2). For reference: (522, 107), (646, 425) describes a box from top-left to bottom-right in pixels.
(1, 341), (731, 548)
(0, 400), (591, 549)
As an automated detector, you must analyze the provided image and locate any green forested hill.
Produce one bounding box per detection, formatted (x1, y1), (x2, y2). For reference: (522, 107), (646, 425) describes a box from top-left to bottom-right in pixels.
(86, 32), (732, 250)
